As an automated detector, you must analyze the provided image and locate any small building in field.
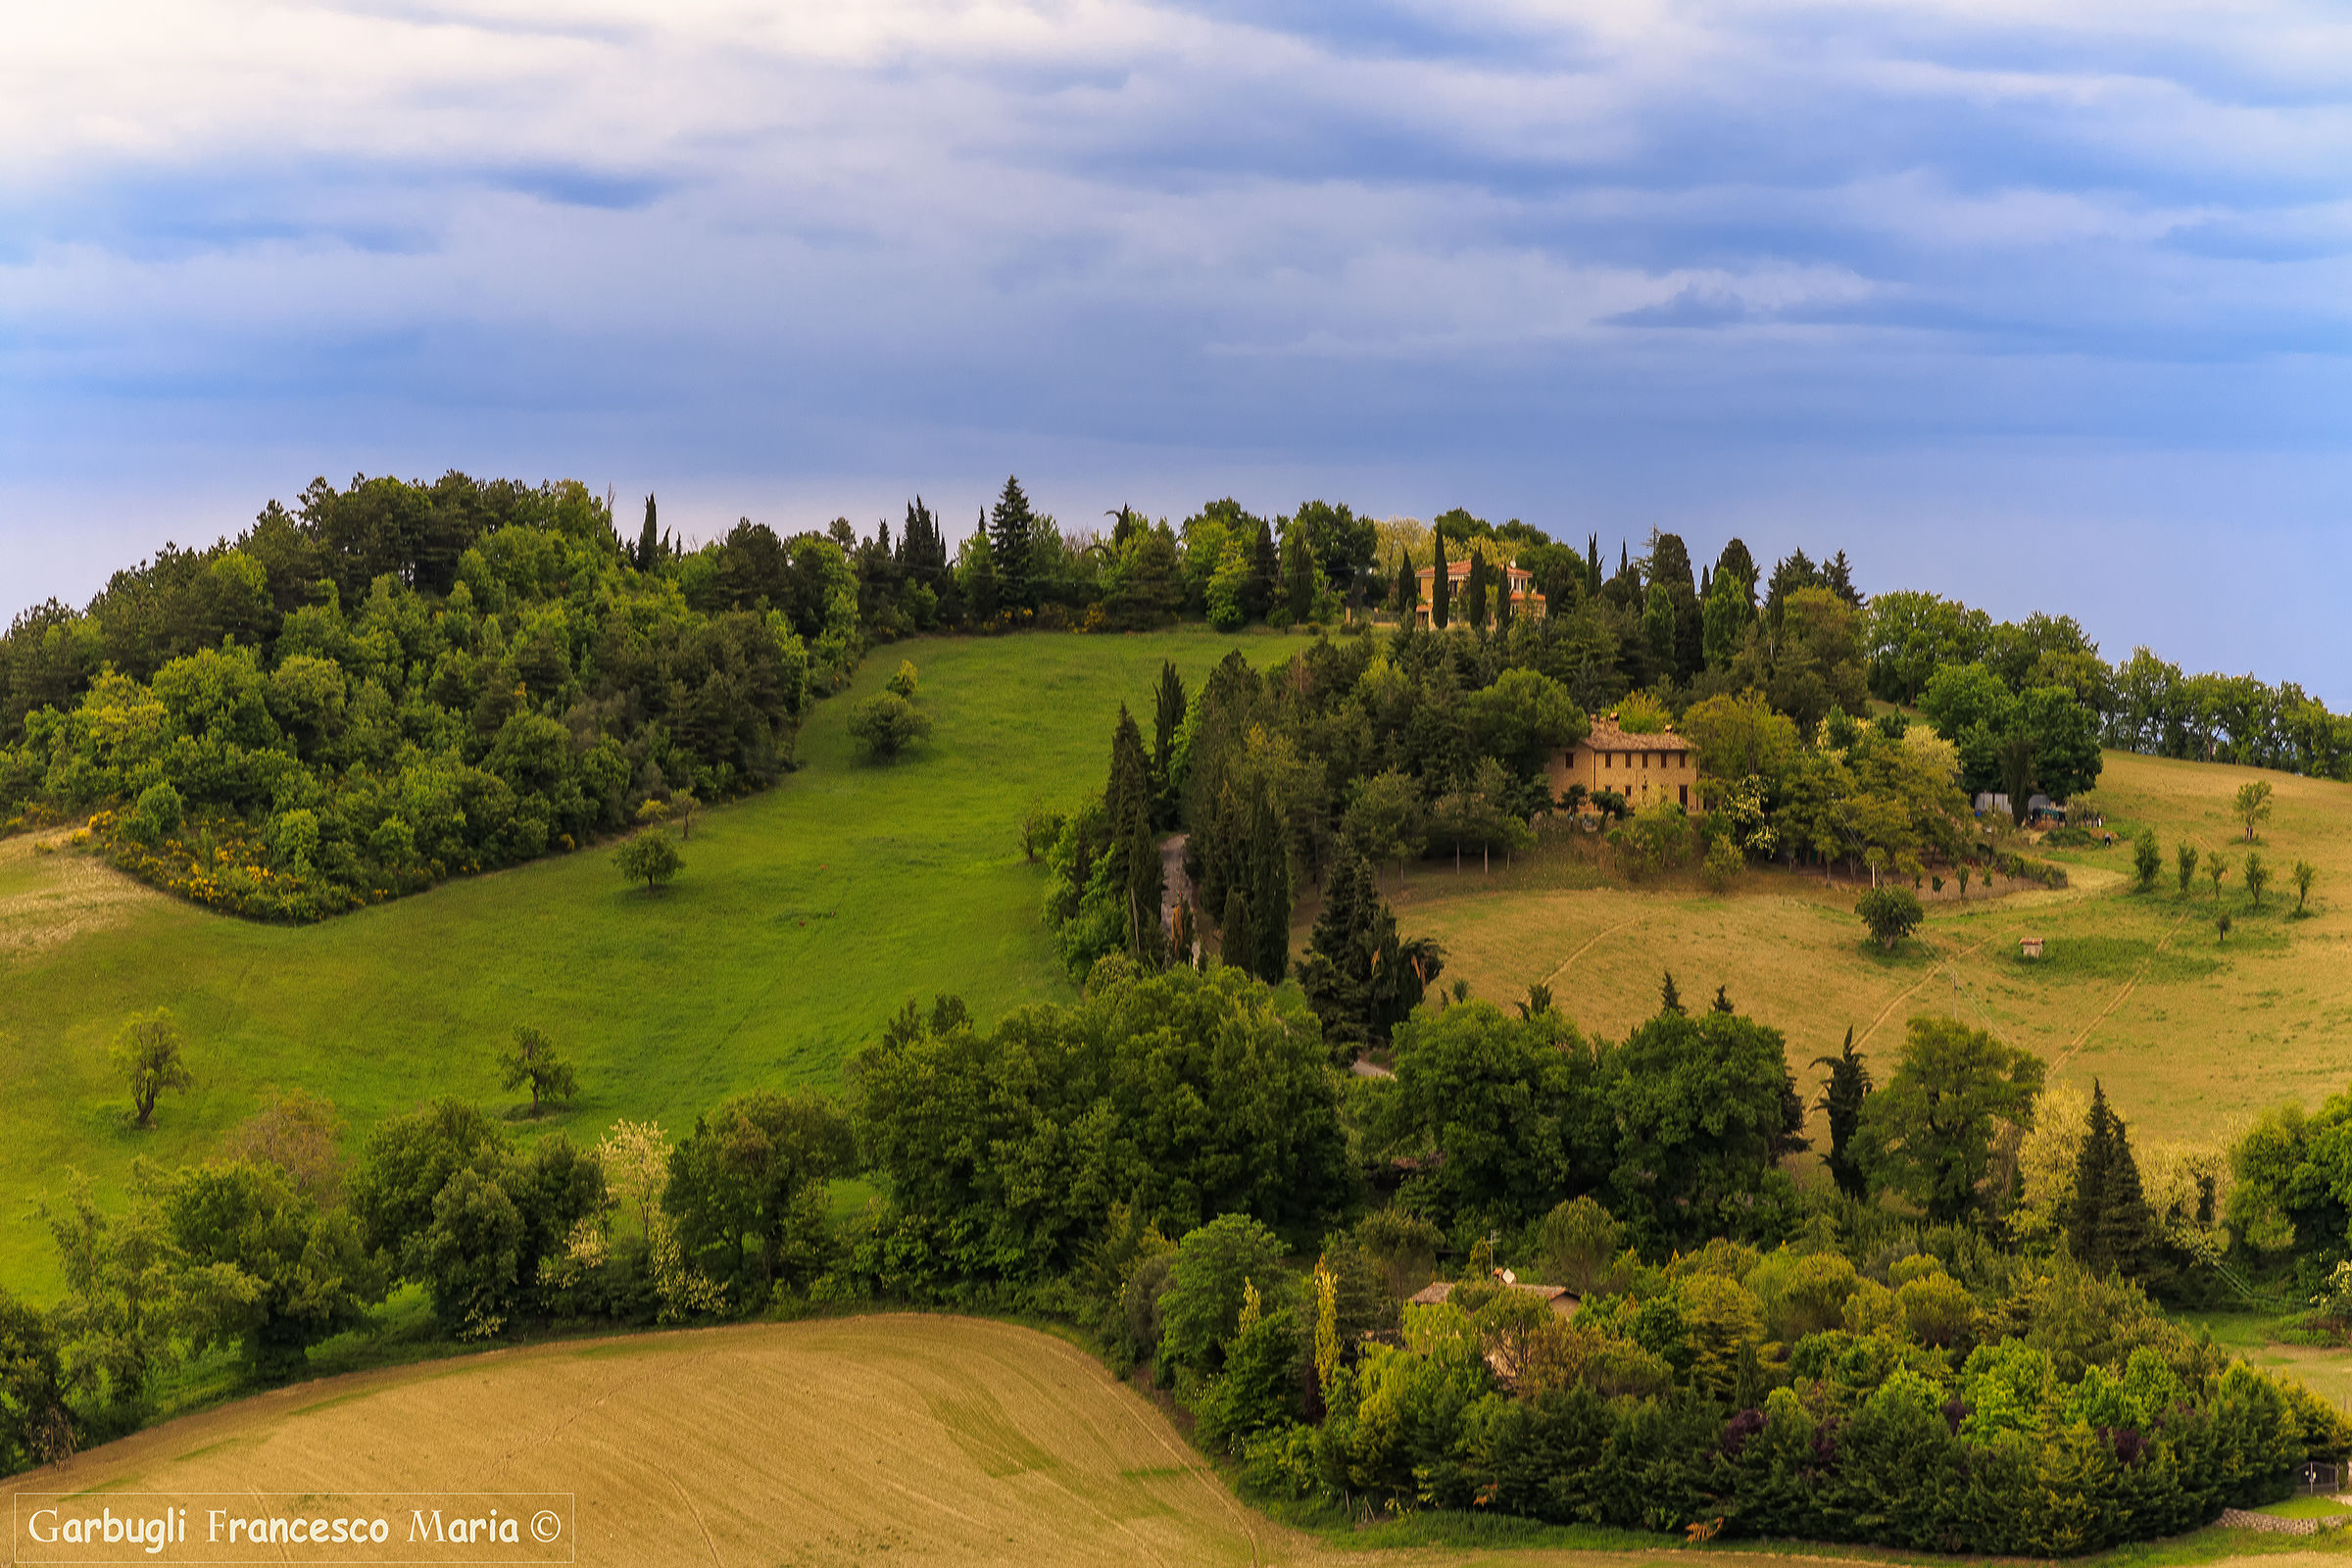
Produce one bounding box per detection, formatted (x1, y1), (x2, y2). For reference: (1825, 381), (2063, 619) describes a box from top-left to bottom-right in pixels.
(1413, 556), (1544, 629)
(1549, 714), (1702, 814)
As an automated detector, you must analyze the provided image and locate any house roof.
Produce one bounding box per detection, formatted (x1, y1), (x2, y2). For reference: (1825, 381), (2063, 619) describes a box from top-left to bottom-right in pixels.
(1577, 718), (1689, 754)
(1407, 1280), (1578, 1307)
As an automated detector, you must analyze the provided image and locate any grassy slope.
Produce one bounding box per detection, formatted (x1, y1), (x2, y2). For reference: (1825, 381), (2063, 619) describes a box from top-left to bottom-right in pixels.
(27, 1315), (2337, 1568)
(0, 629), (1277, 1296)
(1409, 749), (2352, 1149)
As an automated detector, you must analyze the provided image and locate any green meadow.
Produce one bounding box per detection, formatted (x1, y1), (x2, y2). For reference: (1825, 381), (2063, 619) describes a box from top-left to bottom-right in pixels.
(0, 629), (1278, 1296)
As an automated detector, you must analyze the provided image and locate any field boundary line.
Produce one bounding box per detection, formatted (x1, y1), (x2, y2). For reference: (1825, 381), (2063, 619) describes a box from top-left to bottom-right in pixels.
(1855, 933), (1994, 1051)
(1539, 910), (1639, 991)
(2053, 907), (2192, 1074)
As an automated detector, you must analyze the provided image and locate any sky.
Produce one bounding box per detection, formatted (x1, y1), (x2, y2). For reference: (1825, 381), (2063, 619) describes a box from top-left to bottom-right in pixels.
(3, 1), (2349, 699)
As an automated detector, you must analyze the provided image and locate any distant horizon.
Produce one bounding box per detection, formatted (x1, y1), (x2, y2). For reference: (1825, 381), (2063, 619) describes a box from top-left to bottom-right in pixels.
(6, 1), (2349, 702)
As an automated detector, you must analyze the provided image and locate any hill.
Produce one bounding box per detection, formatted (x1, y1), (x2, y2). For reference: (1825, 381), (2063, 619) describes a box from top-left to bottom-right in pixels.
(0, 630), (1276, 1295)
(22, 1313), (2340, 1568)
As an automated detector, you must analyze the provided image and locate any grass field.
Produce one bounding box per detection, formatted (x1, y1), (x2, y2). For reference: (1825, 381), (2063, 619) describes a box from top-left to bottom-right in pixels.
(1400, 750), (2352, 1151)
(20, 1315), (2343, 1568)
(0, 629), (1279, 1296)
(6, 629), (2352, 1298)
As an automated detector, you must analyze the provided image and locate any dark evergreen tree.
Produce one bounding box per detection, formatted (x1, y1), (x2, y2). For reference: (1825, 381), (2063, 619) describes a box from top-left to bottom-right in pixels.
(1462, 555), (1489, 628)
(635, 494), (660, 572)
(1106, 707), (1165, 965)
(1494, 567), (1513, 632)
(1247, 785), (1292, 983)
(1813, 1027), (1872, 1200)
(1585, 533), (1602, 596)
(1152, 661), (1186, 826)
(902, 497), (947, 581)
(1822, 549), (1861, 608)
(1283, 521), (1314, 621)
(1246, 521), (1277, 623)
(1647, 531), (1694, 594)
(1659, 970), (1684, 1014)
(1712, 985), (1735, 1014)
(1714, 537), (1758, 600)
(1298, 849), (1442, 1054)
(967, 518), (1000, 623)
(1431, 530), (1451, 629)
(2071, 1079), (2154, 1278)
(1221, 887), (1252, 970)
(989, 476), (1036, 611)
(1171, 899), (1197, 968)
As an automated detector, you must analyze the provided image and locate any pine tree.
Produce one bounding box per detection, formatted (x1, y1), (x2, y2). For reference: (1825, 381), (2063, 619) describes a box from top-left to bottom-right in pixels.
(1431, 530), (1451, 629)
(635, 495), (660, 571)
(2071, 1079), (2154, 1278)
(989, 476), (1036, 611)
(1660, 970), (1684, 1014)
(1813, 1028), (1872, 1200)
(1395, 556), (1416, 621)
(1248, 785), (1292, 983)
(1299, 852), (1378, 1052)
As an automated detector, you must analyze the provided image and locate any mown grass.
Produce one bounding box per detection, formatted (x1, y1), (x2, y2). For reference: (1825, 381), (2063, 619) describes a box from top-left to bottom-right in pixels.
(0, 627), (1293, 1296)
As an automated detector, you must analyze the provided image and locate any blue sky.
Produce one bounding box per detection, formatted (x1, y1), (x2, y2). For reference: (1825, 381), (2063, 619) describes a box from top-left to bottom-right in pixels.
(4, 1), (2349, 698)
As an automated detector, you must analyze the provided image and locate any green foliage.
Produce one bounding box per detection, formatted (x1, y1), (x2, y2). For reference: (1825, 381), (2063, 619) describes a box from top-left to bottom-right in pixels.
(2235, 777), (2275, 842)
(159, 1159), (381, 1379)
(2069, 1080), (2154, 1280)
(2132, 827), (2161, 891)
(847, 690), (932, 760)
(665, 1091), (855, 1307)
(1537, 1196), (1623, 1295)
(0, 1284), (73, 1470)
(2292, 858), (2318, 913)
(886, 660), (918, 698)
(1464, 668), (1587, 775)
(1854, 885), (1925, 951)
(1156, 1213), (1291, 1382)
(0, 475), (818, 921)
(1856, 1016), (2046, 1225)
(111, 1009), (190, 1128)
(1601, 1006), (1805, 1248)
(1814, 1027), (1873, 1200)
(499, 1025), (578, 1114)
(848, 962), (1351, 1291)
(612, 829), (682, 892)
(2177, 839), (2199, 895)
(1341, 769), (1428, 878)
(1383, 1003), (1601, 1234)
(1297, 849), (1442, 1054)
(2244, 849), (2271, 909)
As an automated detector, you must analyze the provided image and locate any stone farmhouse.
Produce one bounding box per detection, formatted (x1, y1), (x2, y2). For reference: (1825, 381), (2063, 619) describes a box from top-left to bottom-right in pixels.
(1548, 713), (1702, 813)
(1412, 556), (1544, 630)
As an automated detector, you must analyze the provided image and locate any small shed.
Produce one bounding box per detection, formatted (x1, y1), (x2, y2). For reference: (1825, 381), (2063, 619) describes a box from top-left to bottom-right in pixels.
(2020, 936), (2044, 960)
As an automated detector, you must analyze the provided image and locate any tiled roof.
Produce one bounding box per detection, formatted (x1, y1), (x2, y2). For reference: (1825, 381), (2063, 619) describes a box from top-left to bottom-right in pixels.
(1406, 1280), (1577, 1306)
(1580, 721), (1690, 753)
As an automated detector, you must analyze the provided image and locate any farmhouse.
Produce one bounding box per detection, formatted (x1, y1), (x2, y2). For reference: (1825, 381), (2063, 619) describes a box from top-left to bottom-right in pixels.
(1548, 713), (1702, 813)
(1407, 1277), (1580, 1318)
(1413, 556), (1544, 629)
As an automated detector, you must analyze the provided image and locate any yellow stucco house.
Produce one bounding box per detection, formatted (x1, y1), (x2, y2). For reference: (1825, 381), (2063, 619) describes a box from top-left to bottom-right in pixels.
(1548, 714), (1702, 813)
(1412, 557), (1544, 629)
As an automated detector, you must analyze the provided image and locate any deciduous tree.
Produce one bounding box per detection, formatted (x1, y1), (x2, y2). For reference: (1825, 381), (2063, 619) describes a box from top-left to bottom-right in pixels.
(613, 829), (682, 892)
(2234, 778), (2274, 843)
(1854, 1017), (2045, 1225)
(112, 1010), (189, 1129)
(500, 1025), (578, 1115)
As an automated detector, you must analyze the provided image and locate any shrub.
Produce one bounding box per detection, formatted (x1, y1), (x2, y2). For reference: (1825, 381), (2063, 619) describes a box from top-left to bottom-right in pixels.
(886, 660), (918, 698)
(1855, 887), (1925, 952)
(848, 692), (932, 760)
(1700, 834), (1742, 891)
(124, 782), (183, 845)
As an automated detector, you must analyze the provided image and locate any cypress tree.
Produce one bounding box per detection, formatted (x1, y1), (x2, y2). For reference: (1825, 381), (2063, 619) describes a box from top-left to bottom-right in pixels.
(1107, 708), (1165, 965)
(1248, 521), (1277, 623)
(636, 494), (660, 571)
(1299, 851), (1377, 1052)
(1284, 523), (1314, 621)
(1659, 970), (1684, 1014)
(1396, 556), (1416, 621)
(1431, 530), (1451, 629)
(1462, 555), (1489, 628)
(1248, 786), (1292, 983)
(967, 520), (999, 623)
(2071, 1079), (2153, 1278)
(1586, 533), (1602, 596)
(1813, 1027), (1873, 1200)
(1494, 564), (1513, 632)
(989, 476), (1035, 611)
(1152, 661), (1186, 826)
(1221, 887), (1252, 969)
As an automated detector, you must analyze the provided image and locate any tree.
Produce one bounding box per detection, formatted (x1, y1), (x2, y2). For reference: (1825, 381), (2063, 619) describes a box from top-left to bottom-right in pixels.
(223, 1088), (347, 1205)
(1281, 519), (1315, 622)
(500, 1025), (578, 1115)
(2234, 778), (2274, 843)
(1463, 555), (1491, 627)
(2176, 841), (2198, 897)
(666, 1090), (856, 1303)
(1383, 1003), (1602, 1232)
(1814, 1028), (1873, 1200)
(2132, 829), (2161, 892)
(886, 660), (918, 698)
(39, 1175), (179, 1431)
(1660, 970), (1684, 1014)
(1342, 769), (1429, 887)
(1297, 850), (1441, 1054)
(2293, 858), (2318, 915)
(1431, 530), (1450, 629)
(1152, 661), (1186, 824)
(161, 1159), (382, 1379)
(848, 691), (933, 760)
(1247, 522), (1278, 623)
(1395, 556), (1416, 621)
(1855, 887), (1926, 952)
(1155, 1213), (1290, 1381)
(2206, 852), (2230, 903)
(1538, 1196), (1624, 1295)
(2068, 1080), (2152, 1279)
(1601, 1005), (1806, 1247)
(613, 830), (682, 893)
(1220, 888), (1252, 971)
(1854, 1016), (2045, 1225)
(635, 493), (660, 572)
(2243, 850), (2271, 909)
(1104, 706), (1165, 964)
(112, 1010), (190, 1128)
(988, 475), (1036, 611)
(0, 1285), (74, 1470)
(1245, 783), (1293, 983)
(1465, 668), (1588, 775)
